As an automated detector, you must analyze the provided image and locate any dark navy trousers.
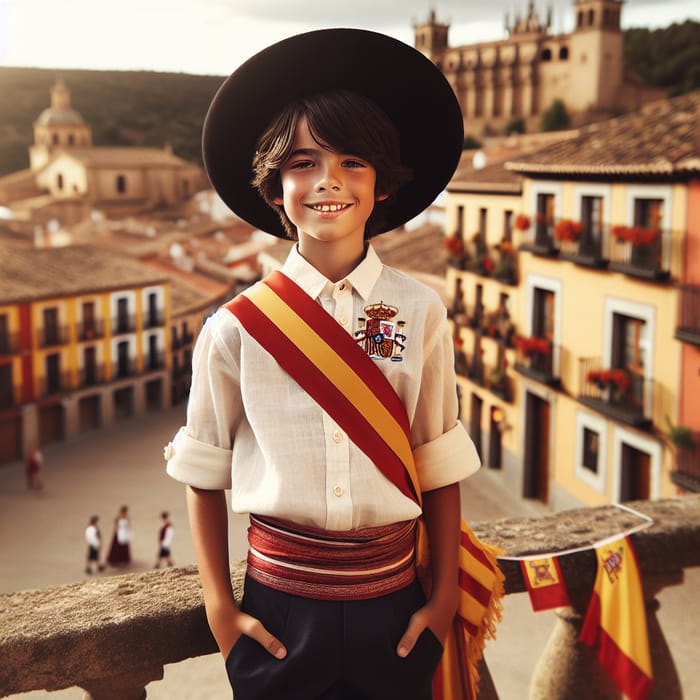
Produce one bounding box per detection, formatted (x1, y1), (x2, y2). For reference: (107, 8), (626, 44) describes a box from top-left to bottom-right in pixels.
(226, 576), (443, 700)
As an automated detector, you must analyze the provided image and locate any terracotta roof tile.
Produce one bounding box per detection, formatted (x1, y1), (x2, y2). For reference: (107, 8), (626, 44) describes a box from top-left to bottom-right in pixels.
(0, 244), (168, 303)
(506, 90), (700, 176)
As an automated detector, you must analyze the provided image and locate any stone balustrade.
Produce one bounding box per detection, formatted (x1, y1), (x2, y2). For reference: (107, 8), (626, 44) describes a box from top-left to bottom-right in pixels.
(2, 495), (699, 700)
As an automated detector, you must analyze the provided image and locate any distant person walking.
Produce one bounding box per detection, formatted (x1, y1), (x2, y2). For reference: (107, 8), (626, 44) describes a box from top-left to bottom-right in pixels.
(25, 447), (43, 490)
(107, 505), (132, 566)
(155, 511), (174, 568)
(84, 515), (105, 574)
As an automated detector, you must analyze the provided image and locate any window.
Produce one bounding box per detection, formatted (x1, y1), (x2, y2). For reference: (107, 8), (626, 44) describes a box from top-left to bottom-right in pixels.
(116, 175), (127, 194)
(582, 428), (599, 473)
(0, 364), (13, 407)
(535, 192), (555, 244)
(116, 297), (130, 334)
(541, 48), (552, 61)
(0, 314), (8, 354)
(503, 210), (513, 242)
(559, 46), (569, 60)
(82, 301), (96, 339)
(611, 312), (647, 412)
(575, 412), (607, 492)
(43, 307), (60, 346)
(56, 173), (64, 191)
(580, 195), (604, 258)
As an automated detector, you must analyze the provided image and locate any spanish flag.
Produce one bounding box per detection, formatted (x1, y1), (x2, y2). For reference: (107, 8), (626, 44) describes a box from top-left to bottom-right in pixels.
(520, 556), (571, 612)
(579, 536), (652, 700)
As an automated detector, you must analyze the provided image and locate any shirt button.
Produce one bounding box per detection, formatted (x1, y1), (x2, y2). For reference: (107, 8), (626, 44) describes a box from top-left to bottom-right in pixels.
(339, 283), (346, 291)
(339, 316), (348, 326)
(333, 430), (343, 443)
(333, 485), (344, 497)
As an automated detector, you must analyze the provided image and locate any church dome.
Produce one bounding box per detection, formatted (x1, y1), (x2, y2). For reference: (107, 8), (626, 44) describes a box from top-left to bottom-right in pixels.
(36, 107), (86, 126)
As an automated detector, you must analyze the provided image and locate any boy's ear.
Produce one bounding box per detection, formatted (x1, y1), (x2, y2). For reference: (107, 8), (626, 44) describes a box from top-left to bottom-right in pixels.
(273, 196), (284, 205)
(376, 193), (389, 202)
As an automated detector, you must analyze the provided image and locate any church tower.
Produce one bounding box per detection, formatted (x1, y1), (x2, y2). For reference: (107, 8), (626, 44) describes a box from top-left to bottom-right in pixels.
(567, 0), (624, 112)
(414, 9), (449, 61)
(30, 80), (92, 171)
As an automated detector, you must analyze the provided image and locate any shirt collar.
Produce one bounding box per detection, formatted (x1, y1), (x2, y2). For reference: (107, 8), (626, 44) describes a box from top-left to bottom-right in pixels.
(280, 244), (383, 301)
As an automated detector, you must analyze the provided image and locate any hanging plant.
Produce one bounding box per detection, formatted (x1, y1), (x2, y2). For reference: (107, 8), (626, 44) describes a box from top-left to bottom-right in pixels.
(554, 219), (583, 242)
(514, 214), (531, 231)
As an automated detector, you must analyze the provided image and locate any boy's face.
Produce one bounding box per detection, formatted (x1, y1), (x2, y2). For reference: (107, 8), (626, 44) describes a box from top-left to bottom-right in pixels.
(274, 117), (386, 245)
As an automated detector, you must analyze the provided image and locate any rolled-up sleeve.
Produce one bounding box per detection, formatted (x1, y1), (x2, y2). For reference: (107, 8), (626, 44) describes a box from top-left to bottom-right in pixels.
(165, 427), (233, 489)
(164, 310), (242, 490)
(413, 421), (480, 491)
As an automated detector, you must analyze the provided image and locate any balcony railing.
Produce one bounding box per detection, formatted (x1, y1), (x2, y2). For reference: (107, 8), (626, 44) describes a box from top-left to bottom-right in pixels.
(145, 352), (165, 372)
(113, 359), (136, 380)
(676, 284), (700, 346)
(39, 325), (69, 348)
(0, 332), (21, 356)
(671, 432), (700, 492)
(514, 337), (560, 387)
(143, 310), (165, 329)
(112, 314), (136, 335)
(0, 383), (20, 409)
(578, 357), (653, 429)
(607, 225), (671, 281)
(79, 364), (105, 388)
(39, 371), (73, 397)
(1, 496), (698, 699)
(518, 217), (559, 257)
(77, 319), (105, 342)
(487, 365), (514, 403)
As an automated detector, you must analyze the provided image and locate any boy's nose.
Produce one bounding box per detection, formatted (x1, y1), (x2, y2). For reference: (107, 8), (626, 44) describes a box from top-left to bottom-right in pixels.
(315, 164), (342, 192)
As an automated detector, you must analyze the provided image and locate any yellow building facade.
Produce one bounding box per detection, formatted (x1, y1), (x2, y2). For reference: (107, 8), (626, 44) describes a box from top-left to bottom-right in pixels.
(445, 92), (699, 508)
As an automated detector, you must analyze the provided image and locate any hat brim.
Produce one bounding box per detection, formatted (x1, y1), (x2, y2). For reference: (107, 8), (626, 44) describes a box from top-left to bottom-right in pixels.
(202, 28), (463, 238)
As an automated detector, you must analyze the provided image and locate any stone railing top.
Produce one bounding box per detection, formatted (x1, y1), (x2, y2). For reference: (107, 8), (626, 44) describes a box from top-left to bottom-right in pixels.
(2, 495), (699, 697)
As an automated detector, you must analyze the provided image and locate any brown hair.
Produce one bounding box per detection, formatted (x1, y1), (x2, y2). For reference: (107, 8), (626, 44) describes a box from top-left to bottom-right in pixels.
(252, 90), (412, 239)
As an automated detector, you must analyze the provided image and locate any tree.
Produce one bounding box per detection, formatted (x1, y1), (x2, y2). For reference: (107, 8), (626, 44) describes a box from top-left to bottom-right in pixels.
(505, 117), (525, 136)
(540, 99), (570, 132)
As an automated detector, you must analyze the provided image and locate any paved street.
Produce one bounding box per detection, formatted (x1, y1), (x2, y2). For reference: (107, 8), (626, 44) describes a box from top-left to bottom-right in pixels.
(1, 405), (696, 699)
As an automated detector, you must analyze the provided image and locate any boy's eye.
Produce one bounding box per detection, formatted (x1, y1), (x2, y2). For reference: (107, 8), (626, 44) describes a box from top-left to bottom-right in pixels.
(343, 159), (366, 168)
(288, 159), (314, 170)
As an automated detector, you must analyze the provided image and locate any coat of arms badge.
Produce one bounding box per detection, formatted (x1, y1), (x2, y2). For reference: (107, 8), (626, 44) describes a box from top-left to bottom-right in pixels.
(354, 301), (406, 361)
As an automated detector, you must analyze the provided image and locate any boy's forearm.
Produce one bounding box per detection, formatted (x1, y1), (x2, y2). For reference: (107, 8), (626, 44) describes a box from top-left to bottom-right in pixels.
(422, 482), (461, 606)
(186, 486), (236, 608)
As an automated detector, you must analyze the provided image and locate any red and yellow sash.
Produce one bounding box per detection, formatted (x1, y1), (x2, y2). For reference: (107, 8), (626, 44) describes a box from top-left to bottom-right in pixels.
(226, 270), (504, 699)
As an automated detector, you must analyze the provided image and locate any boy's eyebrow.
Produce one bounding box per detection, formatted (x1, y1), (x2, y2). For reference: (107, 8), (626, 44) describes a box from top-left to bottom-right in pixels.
(287, 147), (320, 159)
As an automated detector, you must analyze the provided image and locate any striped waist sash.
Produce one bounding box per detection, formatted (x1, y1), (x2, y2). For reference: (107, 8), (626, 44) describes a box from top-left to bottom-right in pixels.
(246, 515), (417, 601)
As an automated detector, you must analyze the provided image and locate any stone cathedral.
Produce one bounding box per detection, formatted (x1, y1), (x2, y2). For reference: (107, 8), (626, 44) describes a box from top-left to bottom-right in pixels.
(414, 0), (664, 135)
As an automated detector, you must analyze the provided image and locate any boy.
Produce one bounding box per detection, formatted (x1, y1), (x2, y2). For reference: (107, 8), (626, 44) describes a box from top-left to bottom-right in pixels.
(165, 29), (489, 699)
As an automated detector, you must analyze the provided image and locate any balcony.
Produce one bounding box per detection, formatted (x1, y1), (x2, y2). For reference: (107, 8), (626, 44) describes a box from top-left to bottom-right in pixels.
(145, 352), (166, 372)
(518, 216), (559, 257)
(1, 496), (698, 699)
(143, 310), (165, 329)
(40, 371), (73, 397)
(555, 220), (607, 268)
(78, 319), (105, 342)
(486, 364), (514, 403)
(671, 432), (700, 492)
(39, 325), (69, 348)
(0, 332), (20, 356)
(79, 364), (106, 388)
(578, 358), (653, 430)
(112, 314), (137, 335)
(676, 284), (700, 346)
(113, 359), (137, 380)
(514, 337), (560, 387)
(608, 225), (671, 282)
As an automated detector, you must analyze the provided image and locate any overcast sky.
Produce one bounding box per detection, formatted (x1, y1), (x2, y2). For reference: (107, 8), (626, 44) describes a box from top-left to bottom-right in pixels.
(1, 0), (698, 76)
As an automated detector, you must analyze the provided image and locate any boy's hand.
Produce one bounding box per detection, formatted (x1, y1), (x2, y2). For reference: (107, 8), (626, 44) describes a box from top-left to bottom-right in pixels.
(396, 598), (456, 658)
(207, 602), (287, 661)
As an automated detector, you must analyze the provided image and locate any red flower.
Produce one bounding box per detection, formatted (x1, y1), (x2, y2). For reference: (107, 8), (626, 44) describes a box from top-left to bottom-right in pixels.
(514, 214), (530, 231)
(516, 336), (551, 356)
(482, 257), (494, 273)
(444, 236), (464, 256)
(554, 219), (583, 242)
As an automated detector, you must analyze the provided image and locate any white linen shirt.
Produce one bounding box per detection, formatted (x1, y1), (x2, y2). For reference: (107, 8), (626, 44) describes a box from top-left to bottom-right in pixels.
(165, 244), (480, 531)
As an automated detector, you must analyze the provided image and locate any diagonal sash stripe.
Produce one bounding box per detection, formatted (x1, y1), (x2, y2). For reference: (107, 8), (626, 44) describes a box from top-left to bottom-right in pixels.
(244, 275), (421, 502)
(264, 271), (412, 437)
(227, 293), (418, 503)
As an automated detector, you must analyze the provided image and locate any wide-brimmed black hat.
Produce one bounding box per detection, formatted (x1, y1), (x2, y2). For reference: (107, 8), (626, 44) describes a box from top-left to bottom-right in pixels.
(202, 28), (463, 238)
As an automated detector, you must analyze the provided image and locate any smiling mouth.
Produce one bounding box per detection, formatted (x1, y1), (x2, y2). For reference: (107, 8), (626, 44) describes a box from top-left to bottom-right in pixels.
(308, 203), (351, 213)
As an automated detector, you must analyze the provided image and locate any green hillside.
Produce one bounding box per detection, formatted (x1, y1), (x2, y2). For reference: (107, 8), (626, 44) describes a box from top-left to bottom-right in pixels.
(0, 67), (225, 177)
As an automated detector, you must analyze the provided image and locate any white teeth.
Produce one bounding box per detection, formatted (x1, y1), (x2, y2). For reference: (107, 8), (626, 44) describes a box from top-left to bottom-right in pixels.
(312, 203), (347, 212)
